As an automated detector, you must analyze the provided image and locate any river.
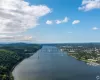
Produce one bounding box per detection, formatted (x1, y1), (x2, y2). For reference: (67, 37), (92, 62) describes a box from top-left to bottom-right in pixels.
(12, 46), (100, 80)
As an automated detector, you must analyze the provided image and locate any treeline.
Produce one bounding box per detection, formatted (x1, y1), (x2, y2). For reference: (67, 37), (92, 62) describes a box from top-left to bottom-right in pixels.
(69, 50), (97, 60)
(0, 43), (42, 80)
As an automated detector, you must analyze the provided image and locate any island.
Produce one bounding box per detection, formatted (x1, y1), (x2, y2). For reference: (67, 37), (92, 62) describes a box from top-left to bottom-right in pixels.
(0, 43), (42, 80)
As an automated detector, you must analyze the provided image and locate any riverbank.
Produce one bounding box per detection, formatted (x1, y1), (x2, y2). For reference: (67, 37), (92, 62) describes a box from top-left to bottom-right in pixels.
(0, 43), (42, 80)
(69, 54), (100, 66)
(60, 47), (100, 67)
(11, 48), (42, 80)
(10, 55), (32, 80)
(10, 58), (24, 80)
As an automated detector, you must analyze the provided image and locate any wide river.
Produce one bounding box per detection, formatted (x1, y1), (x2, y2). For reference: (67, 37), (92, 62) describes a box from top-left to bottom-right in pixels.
(13, 46), (100, 80)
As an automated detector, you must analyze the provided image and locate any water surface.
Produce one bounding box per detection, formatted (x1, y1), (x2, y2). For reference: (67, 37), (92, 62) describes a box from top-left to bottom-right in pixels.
(13, 46), (100, 80)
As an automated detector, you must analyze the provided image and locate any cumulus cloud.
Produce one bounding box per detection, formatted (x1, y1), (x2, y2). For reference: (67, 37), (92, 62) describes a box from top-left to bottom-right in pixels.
(46, 20), (53, 25)
(72, 20), (80, 24)
(46, 17), (69, 25)
(79, 0), (100, 11)
(0, 35), (33, 41)
(92, 27), (99, 30)
(55, 17), (69, 24)
(0, 0), (51, 33)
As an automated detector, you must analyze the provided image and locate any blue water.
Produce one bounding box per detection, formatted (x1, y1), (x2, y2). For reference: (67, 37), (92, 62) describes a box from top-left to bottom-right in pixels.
(12, 46), (100, 80)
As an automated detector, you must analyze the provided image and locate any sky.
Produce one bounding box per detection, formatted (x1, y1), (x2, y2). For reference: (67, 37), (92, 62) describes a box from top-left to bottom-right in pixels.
(0, 0), (100, 43)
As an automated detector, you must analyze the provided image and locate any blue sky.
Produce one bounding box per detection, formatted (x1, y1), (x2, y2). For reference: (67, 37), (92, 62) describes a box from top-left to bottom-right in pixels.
(0, 0), (100, 43)
(24, 0), (100, 43)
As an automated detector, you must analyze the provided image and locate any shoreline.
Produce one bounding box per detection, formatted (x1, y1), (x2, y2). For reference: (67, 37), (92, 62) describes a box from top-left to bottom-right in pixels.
(61, 48), (100, 67)
(10, 49), (41, 80)
(10, 58), (25, 80)
(70, 55), (100, 66)
(0, 43), (42, 80)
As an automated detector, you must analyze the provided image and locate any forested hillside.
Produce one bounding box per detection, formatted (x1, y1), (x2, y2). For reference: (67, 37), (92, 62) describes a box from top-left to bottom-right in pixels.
(0, 43), (42, 80)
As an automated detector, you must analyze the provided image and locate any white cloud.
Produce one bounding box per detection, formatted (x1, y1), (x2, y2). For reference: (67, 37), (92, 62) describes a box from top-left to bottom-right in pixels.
(55, 17), (69, 24)
(79, 0), (100, 11)
(92, 27), (99, 30)
(46, 20), (53, 25)
(72, 20), (80, 24)
(55, 20), (62, 24)
(63, 17), (69, 23)
(0, 35), (33, 41)
(0, 0), (51, 33)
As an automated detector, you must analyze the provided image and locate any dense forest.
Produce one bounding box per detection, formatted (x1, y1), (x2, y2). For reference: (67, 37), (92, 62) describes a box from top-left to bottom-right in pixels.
(0, 43), (42, 80)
